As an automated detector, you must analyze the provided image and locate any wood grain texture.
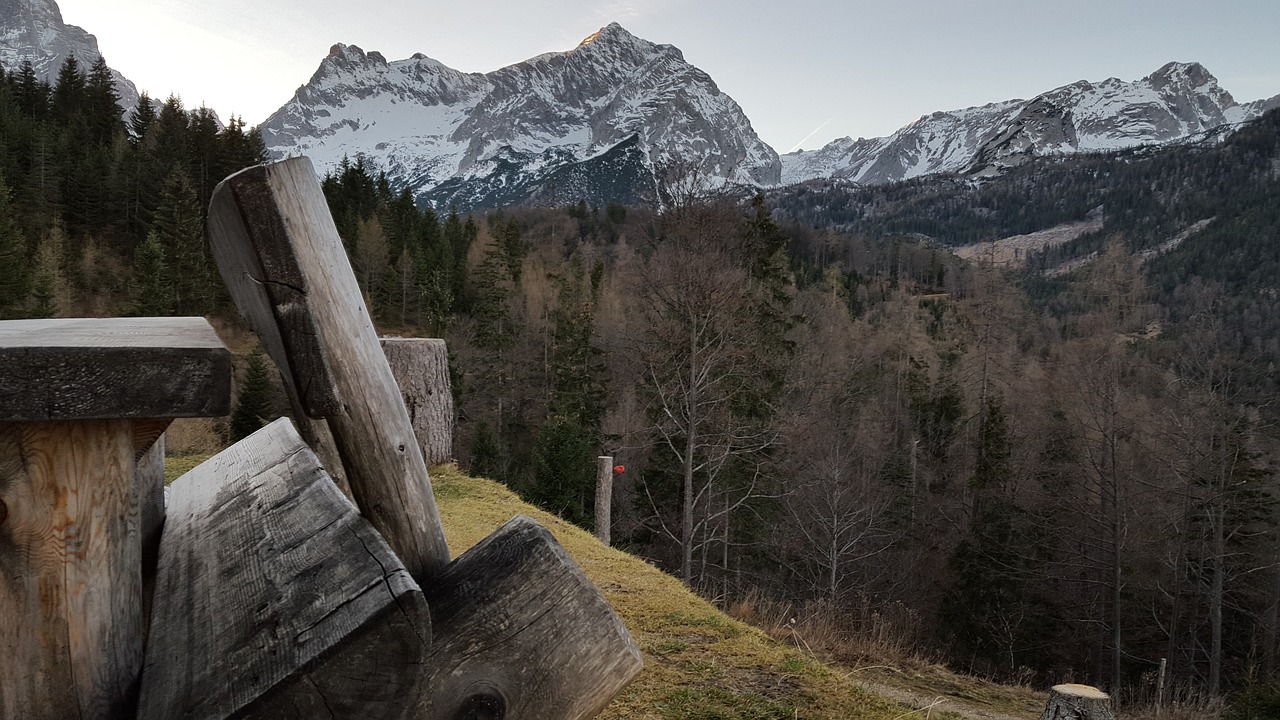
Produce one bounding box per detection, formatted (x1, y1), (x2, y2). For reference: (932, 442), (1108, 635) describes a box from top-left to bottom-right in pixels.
(596, 456), (613, 546)
(420, 515), (643, 720)
(1040, 685), (1116, 720)
(208, 158), (449, 579)
(380, 338), (454, 466)
(0, 420), (141, 719)
(137, 418), (430, 720)
(0, 317), (230, 421)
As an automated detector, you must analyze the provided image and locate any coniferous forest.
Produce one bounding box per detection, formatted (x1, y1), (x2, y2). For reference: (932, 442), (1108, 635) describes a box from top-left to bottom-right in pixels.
(4, 56), (1280, 715)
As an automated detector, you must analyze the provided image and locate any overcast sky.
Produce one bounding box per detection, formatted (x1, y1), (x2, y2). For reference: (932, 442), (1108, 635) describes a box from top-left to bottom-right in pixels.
(53, 0), (1280, 152)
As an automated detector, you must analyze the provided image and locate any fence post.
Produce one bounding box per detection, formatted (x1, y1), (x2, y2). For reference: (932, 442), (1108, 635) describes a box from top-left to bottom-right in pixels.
(596, 456), (614, 545)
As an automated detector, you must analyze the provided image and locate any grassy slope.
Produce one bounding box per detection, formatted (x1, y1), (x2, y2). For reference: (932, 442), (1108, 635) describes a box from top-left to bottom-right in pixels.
(431, 465), (920, 720)
(165, 454), (1041, 719)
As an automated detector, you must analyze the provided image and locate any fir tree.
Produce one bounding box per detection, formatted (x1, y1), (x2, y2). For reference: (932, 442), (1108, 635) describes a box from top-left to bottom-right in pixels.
(131, 229), (175, 316)
(152, 167), (215, 314)
(0, 173), (30, 317)
(230, 350), (277, 441)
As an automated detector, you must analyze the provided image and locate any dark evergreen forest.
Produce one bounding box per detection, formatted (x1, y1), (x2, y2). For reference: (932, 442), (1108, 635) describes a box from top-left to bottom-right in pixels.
(4, 56), (1280, 716)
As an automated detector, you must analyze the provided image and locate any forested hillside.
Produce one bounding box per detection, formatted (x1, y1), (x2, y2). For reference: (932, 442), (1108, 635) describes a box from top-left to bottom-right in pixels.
(3, 56), (1279, 717)
(0, 56), (265, 319)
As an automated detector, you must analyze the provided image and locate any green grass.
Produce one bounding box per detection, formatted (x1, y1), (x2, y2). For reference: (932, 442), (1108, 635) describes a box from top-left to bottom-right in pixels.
(429, 466), (908, 720)
(163, 453), (1043, 719)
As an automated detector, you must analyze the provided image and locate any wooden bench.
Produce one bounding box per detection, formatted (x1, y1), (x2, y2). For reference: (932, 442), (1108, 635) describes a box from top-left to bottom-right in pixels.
(0, 316), (230, 719)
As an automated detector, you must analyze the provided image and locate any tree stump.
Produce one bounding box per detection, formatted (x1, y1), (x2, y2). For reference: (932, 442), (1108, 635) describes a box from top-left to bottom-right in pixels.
(0, 317), (230, 720)
(1040, 684), (1115, 720)
(381, 337), (454, 466)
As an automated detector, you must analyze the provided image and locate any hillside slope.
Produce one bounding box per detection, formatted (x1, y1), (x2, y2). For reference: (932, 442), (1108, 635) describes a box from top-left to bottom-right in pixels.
(429, 466), (1042, 720)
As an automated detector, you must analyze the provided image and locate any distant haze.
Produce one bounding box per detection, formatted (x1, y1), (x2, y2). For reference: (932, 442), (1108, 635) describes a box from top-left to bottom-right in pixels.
(52, 0), (1280, 151)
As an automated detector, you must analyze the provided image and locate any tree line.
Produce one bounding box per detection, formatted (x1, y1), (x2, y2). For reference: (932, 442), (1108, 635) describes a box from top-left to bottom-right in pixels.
(0, 55), (265, 319)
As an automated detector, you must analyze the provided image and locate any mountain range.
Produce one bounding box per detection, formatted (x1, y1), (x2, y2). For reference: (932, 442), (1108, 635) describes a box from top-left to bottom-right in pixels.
(3, 0), (1278, 210)
(259, 27), (1280, 209)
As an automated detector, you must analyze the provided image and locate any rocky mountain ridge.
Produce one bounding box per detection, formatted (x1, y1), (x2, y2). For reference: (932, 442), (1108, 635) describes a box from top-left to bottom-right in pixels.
(261, 23), (779, 209)
(780, 61), (1280, 185)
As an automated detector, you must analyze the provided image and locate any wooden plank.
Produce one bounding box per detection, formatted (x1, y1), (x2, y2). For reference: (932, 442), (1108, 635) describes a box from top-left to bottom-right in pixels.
(0, 317), (231, 421)
(207, 158), (449, 579)
(419, 515), (643, 720)
(137, 417), (430, 720)
(0, 420), (142, 719)
(381, 338), (454, 466)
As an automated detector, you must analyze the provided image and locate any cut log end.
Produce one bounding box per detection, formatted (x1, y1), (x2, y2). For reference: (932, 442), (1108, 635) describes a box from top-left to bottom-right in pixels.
(1040, 684), (1115, 720)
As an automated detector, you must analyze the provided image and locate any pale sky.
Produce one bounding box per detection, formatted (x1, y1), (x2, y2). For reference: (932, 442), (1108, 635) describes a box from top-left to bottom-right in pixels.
(52, 0), (1280, 152)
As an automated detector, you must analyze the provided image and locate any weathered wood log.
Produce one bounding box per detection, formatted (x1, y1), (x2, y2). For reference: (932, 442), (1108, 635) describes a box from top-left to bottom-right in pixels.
(381, 337), (454, 466)
(0, 317), (230, 421)
(208, 157), (449, 579)
(138, 418), (431, 720)
(0, 316), (230, 720)
(1039, 684), (1115, 720)
(420, 515), (643, 719)
(596, 455), (613, 546)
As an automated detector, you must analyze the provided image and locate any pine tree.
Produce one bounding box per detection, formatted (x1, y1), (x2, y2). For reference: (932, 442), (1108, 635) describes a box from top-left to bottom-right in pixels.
(50, 56), (85, 122)
(152, 168), (215, 314)
(84, 56), (122, 144)
(131, 229), (175, 316)
(230, 350), (277, 441)
(528, 256), (610, 527)
(0, 172), (30, 317)
(129, 91), (157, 141)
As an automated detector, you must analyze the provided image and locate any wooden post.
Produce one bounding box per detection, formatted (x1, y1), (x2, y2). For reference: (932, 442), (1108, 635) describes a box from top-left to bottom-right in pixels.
(208, 158), (450, 580)
(420, 515), (643, 719)
(1040, 684), (1116, 720)
(138, 418), (430, 720)
(0, 317), (230, 720)
(381, 337), (454, 466)
(1155, 657), (1167, 716)
(596, 455), (613, 546)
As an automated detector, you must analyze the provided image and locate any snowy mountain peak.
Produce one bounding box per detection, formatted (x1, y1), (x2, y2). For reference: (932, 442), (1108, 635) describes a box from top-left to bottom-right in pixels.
(262, 23), (778, 210)
(781, 61), (1276, 187)
(1147, 61), (1215, 90)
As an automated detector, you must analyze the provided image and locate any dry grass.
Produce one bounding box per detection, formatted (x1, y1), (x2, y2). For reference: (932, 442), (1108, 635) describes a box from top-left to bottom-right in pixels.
(429, 465), (915, 720)
(160, 453), (1051, 719)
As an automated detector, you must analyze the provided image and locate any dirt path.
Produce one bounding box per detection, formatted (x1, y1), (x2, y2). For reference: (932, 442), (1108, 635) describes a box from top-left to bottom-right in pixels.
(857, 679), (1039, 720)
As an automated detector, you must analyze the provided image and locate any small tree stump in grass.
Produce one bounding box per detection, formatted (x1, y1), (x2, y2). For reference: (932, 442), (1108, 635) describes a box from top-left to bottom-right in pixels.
(1040, 684), (1115, 720)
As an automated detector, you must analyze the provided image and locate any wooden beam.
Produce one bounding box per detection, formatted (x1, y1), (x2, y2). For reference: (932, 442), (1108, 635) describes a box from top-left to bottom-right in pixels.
(381, 338), (454, 466)
(420, 515), (643, 719)
(0, 317), (230, 421)
(138, 418), (430, 720)
(208, 158), (449, 579)
(0, 420), (142, 719)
